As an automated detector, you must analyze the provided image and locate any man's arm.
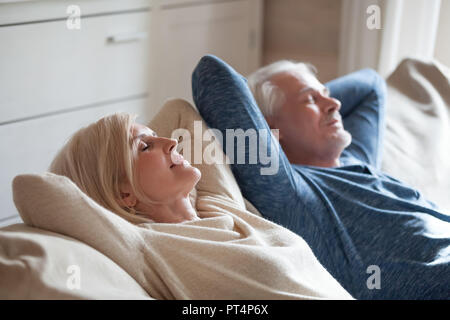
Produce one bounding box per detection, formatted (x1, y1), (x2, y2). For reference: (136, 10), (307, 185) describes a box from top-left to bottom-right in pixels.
(191, 55), (304, 220)
(325, 69), (387, 169)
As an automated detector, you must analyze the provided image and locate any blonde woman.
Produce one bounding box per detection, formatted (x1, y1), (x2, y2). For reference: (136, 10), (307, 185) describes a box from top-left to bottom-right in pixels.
(47, 98), (352, 300)
(50, 112), (201, 224)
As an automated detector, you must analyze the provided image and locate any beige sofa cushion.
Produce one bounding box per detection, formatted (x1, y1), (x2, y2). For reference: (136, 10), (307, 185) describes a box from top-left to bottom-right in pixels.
(0, 223), (152, 300)
(381, 58), (450, 212)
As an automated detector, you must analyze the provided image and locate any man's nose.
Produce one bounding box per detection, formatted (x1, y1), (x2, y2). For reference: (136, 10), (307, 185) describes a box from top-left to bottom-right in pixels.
(323, 96), (341, 114)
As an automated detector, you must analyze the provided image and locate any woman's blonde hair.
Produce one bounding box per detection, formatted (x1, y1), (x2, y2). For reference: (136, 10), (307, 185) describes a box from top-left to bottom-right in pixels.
(49, 113), (153, 224)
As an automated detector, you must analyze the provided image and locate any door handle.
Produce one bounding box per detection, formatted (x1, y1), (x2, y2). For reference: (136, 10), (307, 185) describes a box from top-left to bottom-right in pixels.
(107, 31), (147, 43)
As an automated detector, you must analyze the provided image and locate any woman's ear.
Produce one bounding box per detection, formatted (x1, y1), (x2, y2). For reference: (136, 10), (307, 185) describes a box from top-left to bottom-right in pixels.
(118, 182), (137, 208)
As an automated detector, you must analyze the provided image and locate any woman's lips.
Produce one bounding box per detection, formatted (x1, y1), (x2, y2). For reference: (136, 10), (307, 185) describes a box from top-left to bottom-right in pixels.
(170, 152), (185, 168)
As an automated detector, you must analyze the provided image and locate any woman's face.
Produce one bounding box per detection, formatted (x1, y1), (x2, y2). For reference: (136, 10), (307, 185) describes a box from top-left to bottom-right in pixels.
(130, 123), (201, 204)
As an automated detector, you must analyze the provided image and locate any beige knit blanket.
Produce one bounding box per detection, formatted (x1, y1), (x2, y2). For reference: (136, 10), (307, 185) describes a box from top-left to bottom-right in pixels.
(12, 99), (352, 300)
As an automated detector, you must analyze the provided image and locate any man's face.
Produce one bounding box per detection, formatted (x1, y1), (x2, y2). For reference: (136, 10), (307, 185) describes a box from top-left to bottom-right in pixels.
(269, 70), (351, 163)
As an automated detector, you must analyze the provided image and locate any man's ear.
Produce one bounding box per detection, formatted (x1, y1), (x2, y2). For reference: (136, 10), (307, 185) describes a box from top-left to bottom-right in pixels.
(118, 182), (137, 208)
(266, 116), (283, 142)
(270, 128), (283, 141)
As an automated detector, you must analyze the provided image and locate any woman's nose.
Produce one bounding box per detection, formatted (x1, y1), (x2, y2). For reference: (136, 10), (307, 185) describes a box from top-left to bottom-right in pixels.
(163, 138), (178, 154)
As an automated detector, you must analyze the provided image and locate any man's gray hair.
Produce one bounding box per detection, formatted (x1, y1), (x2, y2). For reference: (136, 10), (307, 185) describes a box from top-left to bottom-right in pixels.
(247, 60), (317, 117)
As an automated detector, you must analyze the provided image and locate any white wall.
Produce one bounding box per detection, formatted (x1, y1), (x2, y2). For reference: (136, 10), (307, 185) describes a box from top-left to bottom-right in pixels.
(434, 0), (450, 68)
(263, 0), (342, 83)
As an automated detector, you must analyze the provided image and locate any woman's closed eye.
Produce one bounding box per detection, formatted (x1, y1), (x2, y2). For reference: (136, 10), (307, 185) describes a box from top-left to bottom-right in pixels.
(141, 141), (154, 151)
